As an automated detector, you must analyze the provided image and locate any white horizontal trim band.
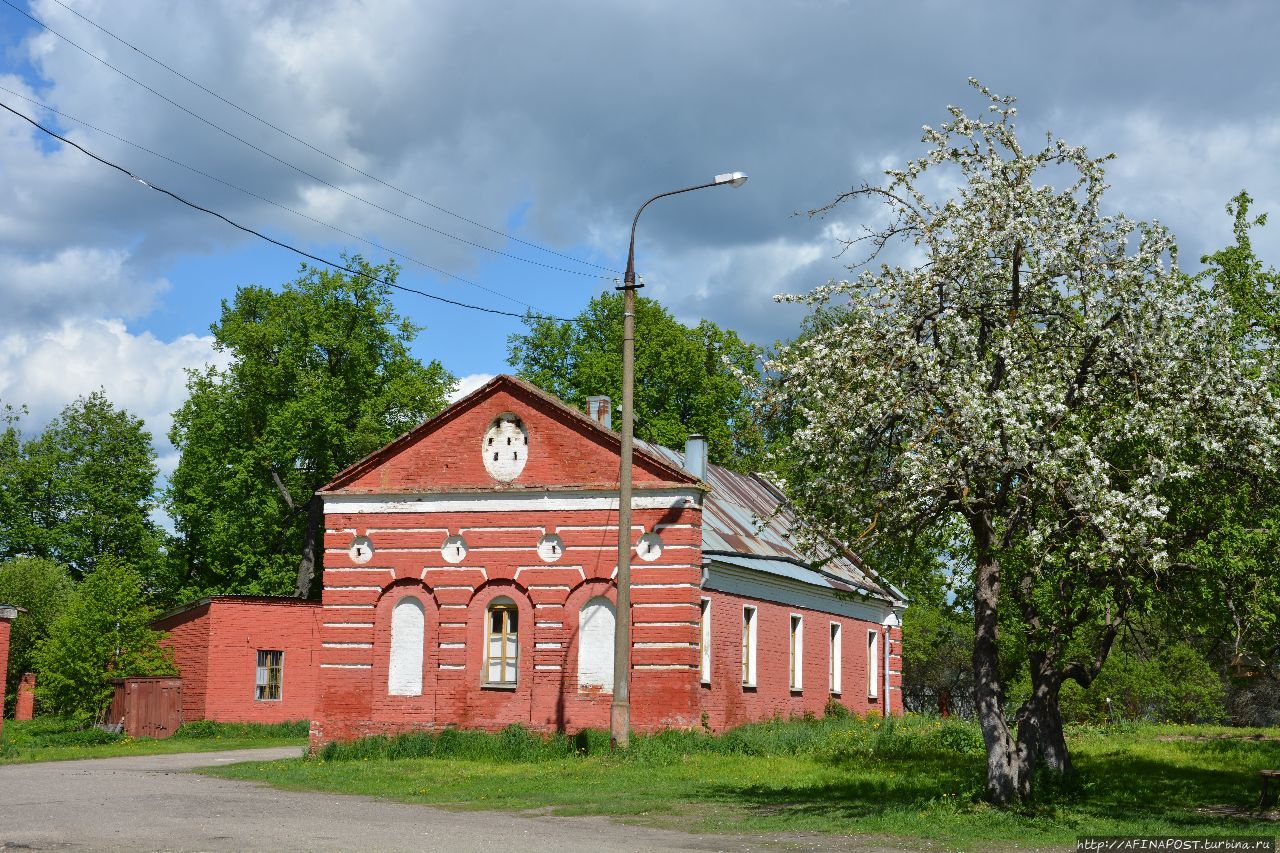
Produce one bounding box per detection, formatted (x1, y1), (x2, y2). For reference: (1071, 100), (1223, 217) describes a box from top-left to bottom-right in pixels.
(322, 642), (372, 649)
(534, 642), (561, 649)
(440, 664), (465, 670)
(323, 604), (374, 609)
(536, 621), (564, 628)
(320, 663), (371, 669)
(323, 585), (381, 591)
(440, 642), (465, 649)
(323, 489), (701, 514)
(634, 642), (697, 649)
(323, 622), (373, 629)
(633, 664), (696, 670)
(534, 665), (562, 671)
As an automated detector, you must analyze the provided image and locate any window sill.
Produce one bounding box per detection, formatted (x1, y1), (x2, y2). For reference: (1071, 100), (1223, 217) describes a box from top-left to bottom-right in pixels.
(742, 683), (757, 691)
(790, 688), (803, 695)
(700, 679), (711, 688)
(868, 695), (879, 702)
(254, 697), (282, 702)
(830, 690), (842, 698)
(482, 682), (518, 691)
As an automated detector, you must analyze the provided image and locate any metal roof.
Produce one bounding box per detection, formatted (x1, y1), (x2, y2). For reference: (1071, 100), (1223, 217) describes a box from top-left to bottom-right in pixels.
(636, 440), (904, 605)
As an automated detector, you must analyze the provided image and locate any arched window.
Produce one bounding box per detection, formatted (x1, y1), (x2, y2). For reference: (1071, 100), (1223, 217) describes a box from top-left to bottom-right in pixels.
(485, 597), (519, 685)
(388, 597), (425, 696)
(577, 597), (615, 691)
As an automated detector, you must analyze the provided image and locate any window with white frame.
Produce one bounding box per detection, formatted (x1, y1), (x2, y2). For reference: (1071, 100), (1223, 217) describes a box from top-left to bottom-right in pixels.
(388, 596), (425, 696)
(741, 605), (757, 687)
(485, 598), (519, 685)
(829, 622), (842, 694)
(699, 598), (712, 684)
(255, 649), (283, 701)
(789, 615), (803, 690)
(867, 629), (879, 698)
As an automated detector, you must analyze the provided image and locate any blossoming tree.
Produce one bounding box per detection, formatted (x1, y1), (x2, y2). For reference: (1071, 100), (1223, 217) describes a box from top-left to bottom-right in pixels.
(764, 82), (1280, 802)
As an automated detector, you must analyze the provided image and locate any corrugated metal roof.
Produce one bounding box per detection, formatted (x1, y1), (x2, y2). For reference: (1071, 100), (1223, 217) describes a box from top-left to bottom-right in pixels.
(636, 440), (904, 605)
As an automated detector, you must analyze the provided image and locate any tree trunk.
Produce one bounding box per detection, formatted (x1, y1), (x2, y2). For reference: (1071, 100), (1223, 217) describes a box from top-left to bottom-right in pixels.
(971, 515), (1019, 804)
(293, 494), (323, 598)
(1014, 654), (1074, 797)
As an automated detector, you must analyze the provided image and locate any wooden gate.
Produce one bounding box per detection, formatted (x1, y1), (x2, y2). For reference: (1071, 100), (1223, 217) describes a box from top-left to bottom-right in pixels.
(106, 677), (183, 739)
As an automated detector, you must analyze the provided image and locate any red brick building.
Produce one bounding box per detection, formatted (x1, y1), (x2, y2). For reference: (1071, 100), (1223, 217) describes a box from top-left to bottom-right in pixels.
(310, 375), (905, 746)
(154, 597), (321, 724)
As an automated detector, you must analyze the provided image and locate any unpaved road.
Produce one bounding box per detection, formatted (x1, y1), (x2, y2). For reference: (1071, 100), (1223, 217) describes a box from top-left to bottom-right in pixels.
(0, 747), (891, 852)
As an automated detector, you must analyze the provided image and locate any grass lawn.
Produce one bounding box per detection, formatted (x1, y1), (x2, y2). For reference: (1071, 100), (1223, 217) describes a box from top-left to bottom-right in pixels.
(202, 716), (1280, 849)
(0, 717), (308, 764)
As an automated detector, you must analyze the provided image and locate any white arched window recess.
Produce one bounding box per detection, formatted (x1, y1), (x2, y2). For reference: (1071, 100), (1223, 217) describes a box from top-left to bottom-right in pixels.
(577, 597), (615, 691)
(388, 596), (425, 696)
(485, 597), (520, 685)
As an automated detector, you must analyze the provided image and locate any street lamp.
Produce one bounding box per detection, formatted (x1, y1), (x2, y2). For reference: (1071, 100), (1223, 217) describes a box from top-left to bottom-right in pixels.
(611, 171), (748, 748)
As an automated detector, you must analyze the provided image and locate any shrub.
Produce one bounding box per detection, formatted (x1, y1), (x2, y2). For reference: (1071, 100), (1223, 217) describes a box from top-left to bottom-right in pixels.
(172, 720), (309, 740)
(34, 558), (175, 723)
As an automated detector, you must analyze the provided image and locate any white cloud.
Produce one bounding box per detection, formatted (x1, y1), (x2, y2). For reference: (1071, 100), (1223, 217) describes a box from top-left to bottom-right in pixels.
(0, 318), (228, 479)
(449, 372), (496, 403)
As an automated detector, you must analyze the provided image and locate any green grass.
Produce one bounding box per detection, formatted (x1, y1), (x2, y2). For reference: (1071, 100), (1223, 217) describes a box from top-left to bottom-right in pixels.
(203, 716), (1280, 850)
(0, 717), (308, 764)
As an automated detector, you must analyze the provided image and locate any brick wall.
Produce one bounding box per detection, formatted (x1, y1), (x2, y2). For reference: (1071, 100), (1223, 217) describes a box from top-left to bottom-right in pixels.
(157, 599), (321, 724)
(0, 614), (11, 738)
(204, 600), (321, 723)
(156, 602), (211, 721)
(697, 589), (901, 729)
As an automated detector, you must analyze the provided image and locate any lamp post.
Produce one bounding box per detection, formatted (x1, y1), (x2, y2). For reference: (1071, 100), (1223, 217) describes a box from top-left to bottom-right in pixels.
(611, 171), (748, 748)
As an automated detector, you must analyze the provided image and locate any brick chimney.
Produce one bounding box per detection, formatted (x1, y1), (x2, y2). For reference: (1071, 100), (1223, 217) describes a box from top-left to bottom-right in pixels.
(586, 396), (612, 430)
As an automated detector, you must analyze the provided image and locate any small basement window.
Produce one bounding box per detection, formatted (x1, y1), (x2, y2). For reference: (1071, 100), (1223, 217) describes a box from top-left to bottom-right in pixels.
(255, 649), (283, 701)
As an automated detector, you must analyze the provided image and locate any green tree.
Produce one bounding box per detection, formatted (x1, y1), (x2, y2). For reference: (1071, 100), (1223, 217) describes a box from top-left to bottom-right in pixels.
(168, 257), (455, 600)
(762, 82), (1278, 802)
(0, 392), (160, 576)
(0, 557), (74, 713)
(507, 292), (764, 471)
(1162, 191), (1280, 678)
(34, 557), (173, 723)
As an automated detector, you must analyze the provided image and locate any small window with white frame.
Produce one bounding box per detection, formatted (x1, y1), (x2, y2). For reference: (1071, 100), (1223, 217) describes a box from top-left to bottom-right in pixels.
(255, 649), (283, 701)
(867, 629), (879, 698)
(741, 605), (757, 687)
(485, 598), (519, 686)
(789, 614), (803, 691)
(699, 598), (711, 684)
(829, 622), (842, 694)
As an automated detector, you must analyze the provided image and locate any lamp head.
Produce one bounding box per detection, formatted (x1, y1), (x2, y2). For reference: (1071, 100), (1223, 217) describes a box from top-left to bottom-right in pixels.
(713, 171), (749, 188)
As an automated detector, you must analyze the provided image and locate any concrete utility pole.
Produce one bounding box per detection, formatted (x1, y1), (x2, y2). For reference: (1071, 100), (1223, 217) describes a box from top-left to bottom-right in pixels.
(610, 172), (748, 748)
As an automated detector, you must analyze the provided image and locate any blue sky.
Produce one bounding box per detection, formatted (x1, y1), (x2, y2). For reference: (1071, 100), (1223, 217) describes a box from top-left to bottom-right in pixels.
(4, 0), (1280, 487)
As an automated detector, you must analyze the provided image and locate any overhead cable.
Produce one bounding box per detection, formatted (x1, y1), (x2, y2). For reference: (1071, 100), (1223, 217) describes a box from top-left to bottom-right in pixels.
(1, 0), (616, 280)
(0, 84), (534, 312)
(0, 99), (571, 323)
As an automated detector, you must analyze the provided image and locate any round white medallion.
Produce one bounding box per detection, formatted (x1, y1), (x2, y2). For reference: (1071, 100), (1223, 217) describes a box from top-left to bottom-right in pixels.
(537, 534), (565, 562)
(348, 536), (374, 564)
(482, 413), (529, 482)
(636, 532), (663, 562)
(442, 534), (468, 564)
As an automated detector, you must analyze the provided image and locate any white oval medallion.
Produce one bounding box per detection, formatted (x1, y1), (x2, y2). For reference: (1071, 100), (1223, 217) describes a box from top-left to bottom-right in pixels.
(442, 534), (468, 564)
(636, 532), (663, 562)
(537, 533), (565, 562)
(348, 535), (374, 564)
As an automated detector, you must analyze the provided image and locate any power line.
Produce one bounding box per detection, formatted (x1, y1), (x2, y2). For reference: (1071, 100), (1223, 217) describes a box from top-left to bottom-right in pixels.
(1, 0), (617, 280)
(48, 0), (616, 275)
(0, 99), (573, 323)
(0, 84), (534, 312)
